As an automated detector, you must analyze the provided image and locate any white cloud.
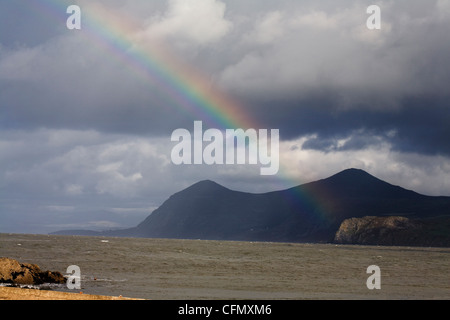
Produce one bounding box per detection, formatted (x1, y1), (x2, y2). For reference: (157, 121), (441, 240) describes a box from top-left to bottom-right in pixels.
(245, 11), (285, 44)
(143, 0), (232, 45)
(0, 129), (171, 199)
(290, 10), (340, 30)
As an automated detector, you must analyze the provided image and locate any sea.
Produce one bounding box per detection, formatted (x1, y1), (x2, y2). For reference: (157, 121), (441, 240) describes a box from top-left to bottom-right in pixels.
(0, 233), (449, 300)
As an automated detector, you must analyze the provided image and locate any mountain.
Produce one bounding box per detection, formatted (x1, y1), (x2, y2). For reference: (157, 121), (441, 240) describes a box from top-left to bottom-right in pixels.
(52, 169), (450, 245)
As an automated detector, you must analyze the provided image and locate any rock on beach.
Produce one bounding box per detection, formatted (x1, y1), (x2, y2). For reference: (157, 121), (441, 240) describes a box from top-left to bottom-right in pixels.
(0, 257), (65, 285)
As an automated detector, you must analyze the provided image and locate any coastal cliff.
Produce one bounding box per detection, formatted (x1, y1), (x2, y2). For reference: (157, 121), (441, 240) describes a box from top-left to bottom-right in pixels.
(334, 216), (450, 247)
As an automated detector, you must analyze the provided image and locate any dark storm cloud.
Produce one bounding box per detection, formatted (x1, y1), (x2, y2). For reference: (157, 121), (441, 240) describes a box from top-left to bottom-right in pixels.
(217, 0), (450, 156)
(1, 0), (449, 155)
(1, 0), (449, 153)
(244, 93), (450, 156)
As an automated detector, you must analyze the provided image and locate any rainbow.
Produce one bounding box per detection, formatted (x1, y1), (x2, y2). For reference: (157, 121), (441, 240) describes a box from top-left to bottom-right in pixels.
(28, 0), (254, 129)
(87, 2), (255, 130)
(28, 0), (331, 221)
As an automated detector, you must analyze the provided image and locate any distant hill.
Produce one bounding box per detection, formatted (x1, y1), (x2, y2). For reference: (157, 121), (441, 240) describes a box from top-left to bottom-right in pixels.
(51, 168), (450, 246)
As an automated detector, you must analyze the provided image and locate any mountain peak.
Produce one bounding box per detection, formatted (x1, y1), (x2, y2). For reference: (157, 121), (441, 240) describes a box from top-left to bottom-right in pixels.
(327, 168), (378, 182)
(314, 168), (420, 199)
(200, 179), (219, 184)
(334, 168), (372, 176)
(193, 179), (225, 188)
(180, 179), (230, 195)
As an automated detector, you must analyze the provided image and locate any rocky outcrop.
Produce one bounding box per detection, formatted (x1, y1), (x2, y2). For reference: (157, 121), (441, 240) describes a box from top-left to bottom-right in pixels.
(334, 216), (450, 247)
(0, 257), (65, 285)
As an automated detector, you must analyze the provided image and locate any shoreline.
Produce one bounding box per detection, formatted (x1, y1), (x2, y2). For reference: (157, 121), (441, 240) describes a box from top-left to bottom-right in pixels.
(0, 286), (141, 300)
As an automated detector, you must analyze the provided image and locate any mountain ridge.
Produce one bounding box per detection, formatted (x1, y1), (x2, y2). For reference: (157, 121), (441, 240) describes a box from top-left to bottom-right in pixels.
(51, 168), (450, 246)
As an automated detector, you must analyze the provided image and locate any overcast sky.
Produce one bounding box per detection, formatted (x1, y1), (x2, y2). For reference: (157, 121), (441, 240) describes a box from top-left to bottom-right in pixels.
(1, 0), (450, 234)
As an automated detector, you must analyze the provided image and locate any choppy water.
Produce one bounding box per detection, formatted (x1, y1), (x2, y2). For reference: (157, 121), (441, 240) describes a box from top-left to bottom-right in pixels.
(0, 233), (449, 299)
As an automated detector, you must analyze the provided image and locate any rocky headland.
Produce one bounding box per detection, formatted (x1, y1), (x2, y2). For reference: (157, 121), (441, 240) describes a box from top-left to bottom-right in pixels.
(334, 216), (450, 247)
